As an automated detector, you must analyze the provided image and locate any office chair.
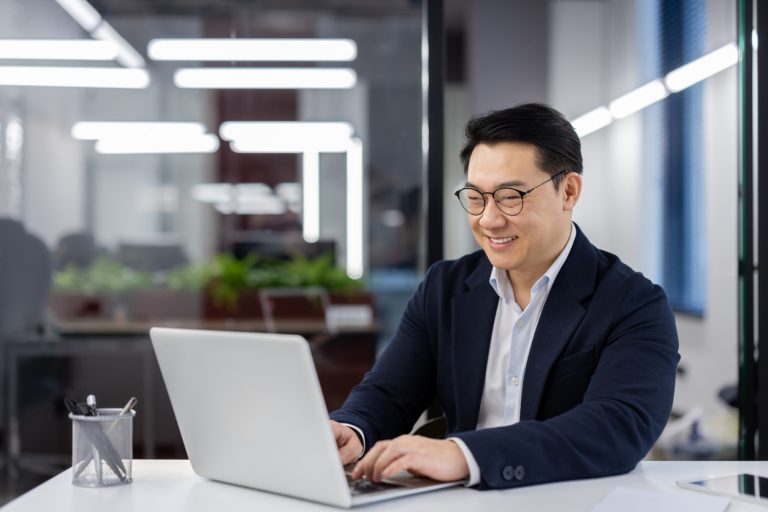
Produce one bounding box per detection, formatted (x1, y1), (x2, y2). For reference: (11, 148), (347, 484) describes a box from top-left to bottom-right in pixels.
(0, 219), (54, 470)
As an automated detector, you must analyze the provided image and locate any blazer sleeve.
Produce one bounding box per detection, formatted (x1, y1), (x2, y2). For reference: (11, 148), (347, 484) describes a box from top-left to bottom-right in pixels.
(453, 275), (680, 489)
(329, 265), (439, 449)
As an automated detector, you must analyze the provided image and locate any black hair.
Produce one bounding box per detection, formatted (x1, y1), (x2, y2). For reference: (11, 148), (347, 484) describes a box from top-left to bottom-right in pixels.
(459, 103), (583, 187)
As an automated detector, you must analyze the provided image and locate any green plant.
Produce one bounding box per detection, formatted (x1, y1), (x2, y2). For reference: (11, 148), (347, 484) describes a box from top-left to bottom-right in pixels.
(53, 257), (153, 295)
(283, 253), (364, 293)
(207, 253), (258, 309)
(166, 264), (209, 292)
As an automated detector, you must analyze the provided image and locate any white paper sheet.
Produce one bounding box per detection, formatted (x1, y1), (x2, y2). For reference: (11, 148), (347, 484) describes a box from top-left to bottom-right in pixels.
(591, 486), (730, 512)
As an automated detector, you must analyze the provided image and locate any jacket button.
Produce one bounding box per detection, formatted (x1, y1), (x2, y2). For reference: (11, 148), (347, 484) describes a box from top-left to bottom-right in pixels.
(514, 465), (525, 480)
(502, 465), (515, 481)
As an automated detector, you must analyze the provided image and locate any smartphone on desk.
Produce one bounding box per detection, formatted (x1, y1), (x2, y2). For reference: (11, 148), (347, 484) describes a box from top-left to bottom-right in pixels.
(678, 473), (768, 505)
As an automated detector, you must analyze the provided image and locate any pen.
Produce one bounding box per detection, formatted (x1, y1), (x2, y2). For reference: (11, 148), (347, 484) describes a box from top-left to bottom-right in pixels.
(86, 395), (98, 417)
(73, 397), (137, 479)
(85, 395), (102, 484)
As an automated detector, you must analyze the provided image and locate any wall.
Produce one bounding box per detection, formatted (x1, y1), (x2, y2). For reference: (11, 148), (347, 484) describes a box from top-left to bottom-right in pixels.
(549, 0), (739, 419)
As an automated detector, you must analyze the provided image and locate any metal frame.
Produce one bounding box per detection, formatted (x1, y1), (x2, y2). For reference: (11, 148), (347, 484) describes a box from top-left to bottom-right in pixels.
(422, 0), (445, 270)
(756, 0), (768, 460)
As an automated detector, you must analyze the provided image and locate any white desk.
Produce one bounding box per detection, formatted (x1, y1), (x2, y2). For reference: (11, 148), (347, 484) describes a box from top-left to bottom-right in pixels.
(2, 459), (768, 511)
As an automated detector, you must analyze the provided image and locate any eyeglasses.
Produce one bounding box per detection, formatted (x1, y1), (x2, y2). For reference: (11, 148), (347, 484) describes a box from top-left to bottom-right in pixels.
(454, 169), (569, 216)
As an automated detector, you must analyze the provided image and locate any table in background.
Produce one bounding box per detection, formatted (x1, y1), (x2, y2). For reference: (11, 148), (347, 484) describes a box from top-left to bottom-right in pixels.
(4, 320), (379, 479)
(2, 460), (768, 511)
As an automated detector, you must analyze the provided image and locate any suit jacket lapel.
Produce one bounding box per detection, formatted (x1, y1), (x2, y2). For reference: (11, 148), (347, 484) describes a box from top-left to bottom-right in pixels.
(519, 226), (597, 420)
(451, 257), (497, 431)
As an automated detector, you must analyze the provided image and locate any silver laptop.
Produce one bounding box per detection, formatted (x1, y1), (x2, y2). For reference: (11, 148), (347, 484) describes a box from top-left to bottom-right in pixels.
(150, 327), (460, 508)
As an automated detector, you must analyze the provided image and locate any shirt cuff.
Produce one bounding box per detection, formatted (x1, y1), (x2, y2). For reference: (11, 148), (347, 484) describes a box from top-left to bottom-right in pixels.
(447, 437), (481, 487)
(341, 423), (366, 461)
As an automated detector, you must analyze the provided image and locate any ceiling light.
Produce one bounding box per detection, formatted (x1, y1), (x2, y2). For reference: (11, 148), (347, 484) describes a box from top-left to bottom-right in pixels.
(54, 0), (102, 32)
(608, 79), (669, 119)
(346, 137), (364, 279)
(92, 22), (146, 68)
(174, 68), (357, 89)
(0, 66), (149, 88)
(191, 183), (232, 204)
(664, 43), (738, 93)
(221, 121), (353, 153)
(0, 40), (118, 60)
(148, 38), (357, 62)
(571, 107), (612, 137)
(302, 151), (320, 243)
(72, 122), (206, 140)
(94, 134), (219, 154)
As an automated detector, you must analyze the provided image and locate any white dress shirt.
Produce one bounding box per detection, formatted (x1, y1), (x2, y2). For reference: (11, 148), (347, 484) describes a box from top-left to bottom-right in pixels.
(450, 223), (576, 486)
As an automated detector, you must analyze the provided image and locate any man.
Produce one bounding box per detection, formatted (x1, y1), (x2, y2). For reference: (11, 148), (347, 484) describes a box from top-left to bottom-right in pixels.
(329, 103), (680, 489)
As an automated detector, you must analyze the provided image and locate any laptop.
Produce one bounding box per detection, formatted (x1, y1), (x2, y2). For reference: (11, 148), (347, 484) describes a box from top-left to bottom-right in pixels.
(149, 327), (461, 508)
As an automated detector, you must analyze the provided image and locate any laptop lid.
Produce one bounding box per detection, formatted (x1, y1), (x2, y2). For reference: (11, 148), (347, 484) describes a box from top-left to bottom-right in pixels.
(150, 327), (353, 508)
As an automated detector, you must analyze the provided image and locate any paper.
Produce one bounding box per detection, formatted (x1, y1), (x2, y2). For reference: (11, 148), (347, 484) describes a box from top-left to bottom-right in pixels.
(591, 486), (729, 512)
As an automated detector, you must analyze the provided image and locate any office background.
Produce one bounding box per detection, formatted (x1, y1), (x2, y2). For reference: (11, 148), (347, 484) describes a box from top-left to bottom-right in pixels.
(0, 0), (759, 504)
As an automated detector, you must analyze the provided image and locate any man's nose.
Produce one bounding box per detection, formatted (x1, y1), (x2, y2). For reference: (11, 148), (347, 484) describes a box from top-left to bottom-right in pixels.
(478, 198), (506, 228)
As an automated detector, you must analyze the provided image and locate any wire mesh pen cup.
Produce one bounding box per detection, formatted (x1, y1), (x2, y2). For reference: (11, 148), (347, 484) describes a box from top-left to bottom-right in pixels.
(70, 408), (135, 487)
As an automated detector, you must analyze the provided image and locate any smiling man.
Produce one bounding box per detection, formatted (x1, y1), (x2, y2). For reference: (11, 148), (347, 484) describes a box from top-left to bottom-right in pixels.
(329, 103), (680, 489)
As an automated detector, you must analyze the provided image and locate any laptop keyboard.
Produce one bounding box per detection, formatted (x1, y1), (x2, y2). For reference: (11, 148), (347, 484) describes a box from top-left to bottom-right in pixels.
(346, 474), (402, 496)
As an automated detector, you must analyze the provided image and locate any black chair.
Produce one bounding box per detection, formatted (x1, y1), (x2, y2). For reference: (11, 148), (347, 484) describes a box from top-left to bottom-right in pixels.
(0, 219), (56, 472)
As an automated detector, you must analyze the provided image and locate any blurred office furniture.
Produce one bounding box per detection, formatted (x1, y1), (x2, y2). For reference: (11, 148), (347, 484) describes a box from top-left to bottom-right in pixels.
(5, 318), (379, 477)
(52, 233), (102, 271)
(232, 236), (336, 261)
(117, 242), (188, 272)
(0, 219), (54, 473)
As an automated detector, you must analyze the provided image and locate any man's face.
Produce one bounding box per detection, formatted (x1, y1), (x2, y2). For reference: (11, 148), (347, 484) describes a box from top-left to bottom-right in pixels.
(465, 142), (577, 281)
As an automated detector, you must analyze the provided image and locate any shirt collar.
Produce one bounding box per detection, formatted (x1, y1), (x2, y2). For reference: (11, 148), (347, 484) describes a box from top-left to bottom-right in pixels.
(489, 222), (577, 301)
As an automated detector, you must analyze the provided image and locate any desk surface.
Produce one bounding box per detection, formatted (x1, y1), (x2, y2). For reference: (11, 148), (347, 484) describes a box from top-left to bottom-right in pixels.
(3, 459), (768, 511)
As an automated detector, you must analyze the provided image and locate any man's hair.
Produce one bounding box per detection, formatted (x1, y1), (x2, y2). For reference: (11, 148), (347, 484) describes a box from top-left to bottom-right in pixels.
(459, 103), (583, 187)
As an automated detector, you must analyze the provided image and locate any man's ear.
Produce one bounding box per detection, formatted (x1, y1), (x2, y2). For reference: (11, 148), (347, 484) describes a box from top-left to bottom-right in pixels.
(562, 172), (582, 212)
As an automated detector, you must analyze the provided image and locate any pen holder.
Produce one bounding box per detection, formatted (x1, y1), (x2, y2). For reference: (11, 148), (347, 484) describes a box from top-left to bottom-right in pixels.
(70, 408), (135, 487)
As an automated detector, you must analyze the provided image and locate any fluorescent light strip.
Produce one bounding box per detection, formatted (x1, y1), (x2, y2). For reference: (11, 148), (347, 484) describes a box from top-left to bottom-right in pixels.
(0, 66), (149, 88)
(54, 0), (102, 32)
(608, 79), (668, 119)
(303, 151), (320, 243)
(575, 43), (740, 137)
(72, 121), (206, 140)
(222, 121), (353, 153)
(94, 134), (219, 154)
(221, 121), (353, 141)
(54, 0), (145, 69)
(0, 40), (118, 60)
(571, 107), (612, 137)
(92, 22), (145, 68)
(664, 43), (738, 92)
(174, 68), (357, 89)
(346, 137), (364, 279)
(148, 38), (357, 62)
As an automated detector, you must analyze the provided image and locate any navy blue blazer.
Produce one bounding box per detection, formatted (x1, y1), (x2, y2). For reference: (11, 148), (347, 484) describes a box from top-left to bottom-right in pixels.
(330, 226), (680, 489)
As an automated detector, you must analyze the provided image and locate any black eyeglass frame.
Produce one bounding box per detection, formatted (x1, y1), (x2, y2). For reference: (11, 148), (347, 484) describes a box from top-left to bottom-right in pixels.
(454, 169), (570, 216)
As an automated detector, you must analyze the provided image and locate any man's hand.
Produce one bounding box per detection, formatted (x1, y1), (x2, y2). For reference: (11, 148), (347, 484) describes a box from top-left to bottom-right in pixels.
(330, 420), (364, 465)
(351, 435), (469, 483)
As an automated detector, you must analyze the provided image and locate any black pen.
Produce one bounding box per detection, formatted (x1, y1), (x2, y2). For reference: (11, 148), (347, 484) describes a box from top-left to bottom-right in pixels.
(85, 395), (102, 483)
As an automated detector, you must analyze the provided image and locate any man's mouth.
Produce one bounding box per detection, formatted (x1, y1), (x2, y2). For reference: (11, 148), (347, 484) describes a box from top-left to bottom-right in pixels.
(488, 235), (518, 244)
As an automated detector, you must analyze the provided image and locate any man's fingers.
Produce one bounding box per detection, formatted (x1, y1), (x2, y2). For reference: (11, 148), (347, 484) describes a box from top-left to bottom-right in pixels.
(371, 441), (407, 482)
(338, 439), (360, 465)
(381, 453), (414, 479)
(352, 440), (387, 480)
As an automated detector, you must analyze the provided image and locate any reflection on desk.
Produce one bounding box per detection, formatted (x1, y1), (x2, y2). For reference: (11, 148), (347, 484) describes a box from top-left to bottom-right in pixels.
(3, 460), (768, 511)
